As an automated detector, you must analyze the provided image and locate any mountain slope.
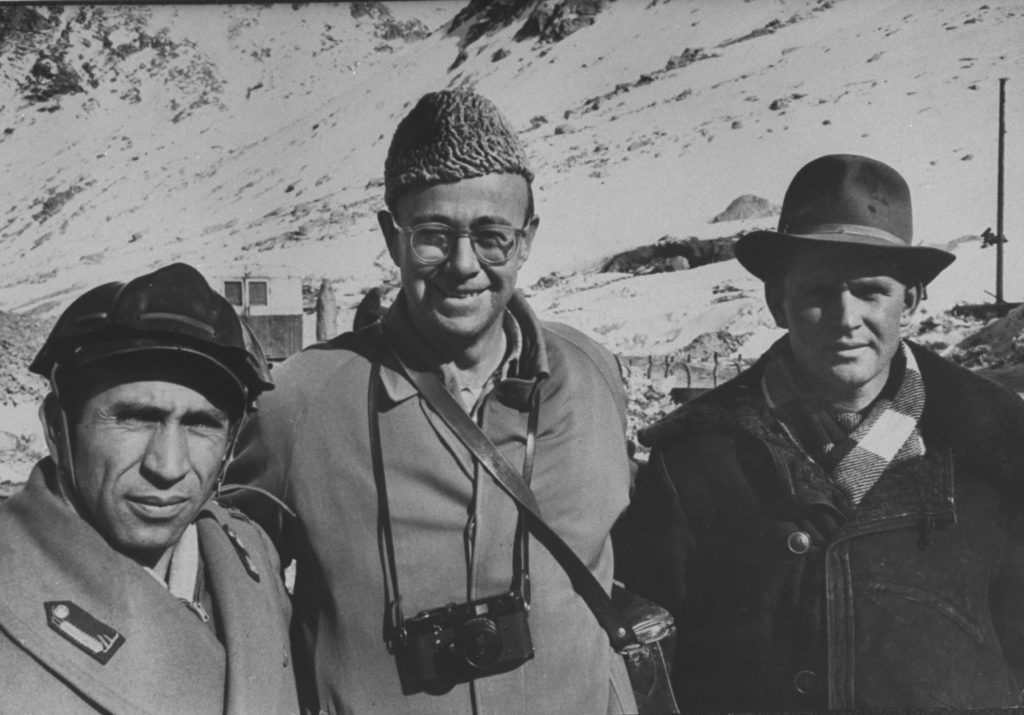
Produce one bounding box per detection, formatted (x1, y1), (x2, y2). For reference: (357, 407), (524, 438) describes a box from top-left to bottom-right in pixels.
(0, 0), (1021, 319)
(2, 0), (1024, 483)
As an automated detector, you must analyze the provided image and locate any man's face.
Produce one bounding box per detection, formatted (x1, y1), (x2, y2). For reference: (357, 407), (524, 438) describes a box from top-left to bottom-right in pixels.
(383, 173), (537, 356)
(769, 248), (919, 405)
(65, 368), (232, 565)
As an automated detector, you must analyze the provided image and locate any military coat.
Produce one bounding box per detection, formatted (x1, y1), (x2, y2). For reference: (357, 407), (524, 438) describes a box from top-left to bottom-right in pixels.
(0, 462), (299, 714)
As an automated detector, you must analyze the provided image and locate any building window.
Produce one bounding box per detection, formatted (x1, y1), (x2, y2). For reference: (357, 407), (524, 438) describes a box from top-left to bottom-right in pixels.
(249, 280), (268, 306)
(224, 281), (243, 306)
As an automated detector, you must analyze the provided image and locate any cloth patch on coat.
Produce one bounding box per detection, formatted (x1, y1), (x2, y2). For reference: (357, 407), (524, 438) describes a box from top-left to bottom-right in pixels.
(45, 601), (125, 664)
(222, 524), (260, 582)
(762, 338), (925, 504)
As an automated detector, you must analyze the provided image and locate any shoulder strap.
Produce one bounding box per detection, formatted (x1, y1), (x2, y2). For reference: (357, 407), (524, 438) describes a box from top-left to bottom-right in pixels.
(400, 361), (640, 652)
(216, 483), (296, 519)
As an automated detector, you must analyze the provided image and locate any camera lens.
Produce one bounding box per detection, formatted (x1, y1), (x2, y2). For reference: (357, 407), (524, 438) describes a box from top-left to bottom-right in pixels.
(457, 617), (503, 668)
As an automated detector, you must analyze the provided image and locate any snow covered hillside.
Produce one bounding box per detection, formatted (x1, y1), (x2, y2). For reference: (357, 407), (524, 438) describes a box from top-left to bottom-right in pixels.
(2, 0), (1024, 481)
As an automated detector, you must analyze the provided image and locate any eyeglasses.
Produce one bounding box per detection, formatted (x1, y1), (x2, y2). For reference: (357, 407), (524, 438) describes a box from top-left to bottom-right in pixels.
(392, 219), (528, 266)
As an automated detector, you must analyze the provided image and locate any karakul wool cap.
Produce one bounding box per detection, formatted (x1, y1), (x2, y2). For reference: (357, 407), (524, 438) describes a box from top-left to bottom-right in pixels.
(384, 89), (534, 208)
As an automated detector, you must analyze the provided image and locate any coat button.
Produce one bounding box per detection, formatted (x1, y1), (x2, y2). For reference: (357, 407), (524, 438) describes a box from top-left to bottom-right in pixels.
(794, 669), (817, 695)
(787, 530), (812, 554)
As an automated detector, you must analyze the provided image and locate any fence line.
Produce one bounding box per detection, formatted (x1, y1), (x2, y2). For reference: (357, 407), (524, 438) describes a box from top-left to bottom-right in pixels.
(617, 352), (752, 387)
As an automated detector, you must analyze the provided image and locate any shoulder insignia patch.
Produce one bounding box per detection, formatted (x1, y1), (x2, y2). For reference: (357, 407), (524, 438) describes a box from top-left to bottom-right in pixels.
(227, 507), (253, 525)
(45, 601), (125, 664)
(222, 524), (261, 582)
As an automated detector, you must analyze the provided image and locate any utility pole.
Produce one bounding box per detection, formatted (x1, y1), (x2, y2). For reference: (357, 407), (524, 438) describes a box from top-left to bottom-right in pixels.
(997, 77), (1007, 304)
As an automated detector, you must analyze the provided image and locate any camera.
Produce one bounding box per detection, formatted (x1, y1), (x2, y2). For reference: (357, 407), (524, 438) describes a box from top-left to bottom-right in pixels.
(394, 590), (534, 695)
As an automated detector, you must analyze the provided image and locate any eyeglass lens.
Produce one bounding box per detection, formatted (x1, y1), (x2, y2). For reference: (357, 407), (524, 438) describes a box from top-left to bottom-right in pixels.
(410, 225), (518, 265)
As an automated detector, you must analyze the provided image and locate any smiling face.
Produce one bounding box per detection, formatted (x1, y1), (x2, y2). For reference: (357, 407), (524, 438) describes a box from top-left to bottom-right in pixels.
(53, 357), (236, 567)
(381, 173), (537, 360)
(768, 247), (920, 410)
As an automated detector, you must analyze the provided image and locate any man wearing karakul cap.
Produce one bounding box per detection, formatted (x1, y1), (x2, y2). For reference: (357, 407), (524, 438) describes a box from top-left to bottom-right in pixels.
(227, 90), (637, 713)
(615, 154), (1024, 710)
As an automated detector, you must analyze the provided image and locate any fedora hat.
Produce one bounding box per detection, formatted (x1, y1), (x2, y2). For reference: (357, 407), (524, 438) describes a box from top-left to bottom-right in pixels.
(735, 154), (955, 284)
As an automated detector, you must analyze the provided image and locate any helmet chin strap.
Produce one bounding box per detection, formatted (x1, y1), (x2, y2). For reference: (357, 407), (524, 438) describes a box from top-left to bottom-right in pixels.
(40, 377), (112, 563)
(215, 418), (243, 498)
(214, 386), (254, 498)
(45, 364), (84, 508)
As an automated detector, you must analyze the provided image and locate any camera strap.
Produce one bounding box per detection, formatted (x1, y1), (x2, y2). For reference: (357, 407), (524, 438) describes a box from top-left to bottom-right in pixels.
(394, 358), (641, 654)
(368, 360), (531, 651)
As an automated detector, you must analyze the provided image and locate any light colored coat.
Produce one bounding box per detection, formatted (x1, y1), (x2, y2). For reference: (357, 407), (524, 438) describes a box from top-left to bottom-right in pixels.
(0, 463), (299, 714)
(228, 293), (636, 714)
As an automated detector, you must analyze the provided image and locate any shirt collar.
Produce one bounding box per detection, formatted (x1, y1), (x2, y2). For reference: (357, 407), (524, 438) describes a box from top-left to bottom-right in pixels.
(378, 290), (544, 407)
(444, 311), (524, 412)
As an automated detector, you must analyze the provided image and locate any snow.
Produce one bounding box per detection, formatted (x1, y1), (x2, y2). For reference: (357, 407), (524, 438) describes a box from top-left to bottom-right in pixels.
(2, 0), (1024, 479)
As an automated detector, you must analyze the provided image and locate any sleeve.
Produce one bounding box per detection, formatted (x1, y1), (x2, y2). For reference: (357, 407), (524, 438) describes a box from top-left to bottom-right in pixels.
(614, 427), (768, 616)
(613, 447), (696, 617)
(992, 512), (1024, 686)
(542, 321), (629, 430)
(986, 385), (1024, 684)
(222, 389), (298, 557)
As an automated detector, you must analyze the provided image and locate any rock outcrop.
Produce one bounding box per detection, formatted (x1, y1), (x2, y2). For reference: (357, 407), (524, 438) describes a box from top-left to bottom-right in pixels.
(0, 311), (49, 407)
(711, 194), (779, 223)
(601, 234), (740, 275)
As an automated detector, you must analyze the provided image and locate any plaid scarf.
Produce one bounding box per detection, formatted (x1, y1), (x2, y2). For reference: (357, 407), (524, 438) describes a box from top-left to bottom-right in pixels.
(762, 339), (926, 504)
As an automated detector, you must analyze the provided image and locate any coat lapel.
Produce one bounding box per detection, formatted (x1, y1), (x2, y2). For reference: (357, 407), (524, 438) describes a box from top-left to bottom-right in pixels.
(197, 505), (295, 714)
(0, 464), (226, 714)
(853, 449), (955, 525)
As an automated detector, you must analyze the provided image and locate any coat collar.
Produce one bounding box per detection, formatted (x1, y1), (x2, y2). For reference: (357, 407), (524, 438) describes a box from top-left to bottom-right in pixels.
(641, 342), (960, 522)
(0, 461), (227, 713)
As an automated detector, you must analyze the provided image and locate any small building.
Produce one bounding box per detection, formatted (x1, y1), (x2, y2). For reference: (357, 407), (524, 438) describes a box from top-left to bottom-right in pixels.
(208, 270), (304, 361)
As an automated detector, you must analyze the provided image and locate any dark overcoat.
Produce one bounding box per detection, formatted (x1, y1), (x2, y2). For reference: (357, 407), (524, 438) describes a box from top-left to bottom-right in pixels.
(616, 342), (1024, 711)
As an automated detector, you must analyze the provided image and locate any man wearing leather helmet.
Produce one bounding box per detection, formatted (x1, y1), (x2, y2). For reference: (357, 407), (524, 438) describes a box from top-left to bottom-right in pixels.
(0, 263), (299, 713)
(617, 154), (1024, 710)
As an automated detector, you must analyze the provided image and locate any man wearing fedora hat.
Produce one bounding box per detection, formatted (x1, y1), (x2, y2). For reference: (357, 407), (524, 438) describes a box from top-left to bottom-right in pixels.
(616, 154), (1024, 710)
